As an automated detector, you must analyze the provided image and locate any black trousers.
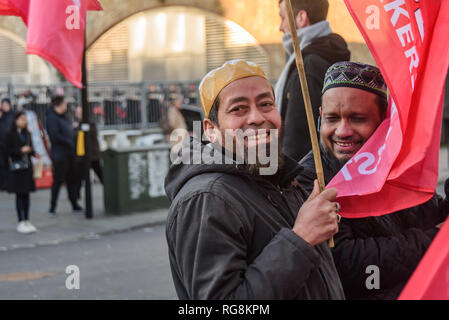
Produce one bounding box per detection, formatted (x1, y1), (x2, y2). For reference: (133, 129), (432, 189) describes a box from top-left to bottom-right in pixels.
(0, 163), (8, 191)
(74, 159), (103, 201)
(16, 193), (30, 222)
(50, 159), (78, 211)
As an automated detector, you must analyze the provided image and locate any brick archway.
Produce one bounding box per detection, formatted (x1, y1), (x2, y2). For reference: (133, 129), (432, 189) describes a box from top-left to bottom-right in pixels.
(86, 0), (224, 48)
(86, 5), (272, 82)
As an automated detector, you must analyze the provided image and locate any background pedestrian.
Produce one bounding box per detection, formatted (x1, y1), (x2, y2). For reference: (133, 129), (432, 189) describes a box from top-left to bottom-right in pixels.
(6, 111), (40, 234)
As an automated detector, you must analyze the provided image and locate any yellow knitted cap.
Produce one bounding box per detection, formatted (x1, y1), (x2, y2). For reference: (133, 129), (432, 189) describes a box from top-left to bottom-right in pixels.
(199, 60), (268, 118)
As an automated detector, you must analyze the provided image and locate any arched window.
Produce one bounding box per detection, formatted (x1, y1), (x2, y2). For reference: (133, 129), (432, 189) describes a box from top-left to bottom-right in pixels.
(87, 6), (270, 82)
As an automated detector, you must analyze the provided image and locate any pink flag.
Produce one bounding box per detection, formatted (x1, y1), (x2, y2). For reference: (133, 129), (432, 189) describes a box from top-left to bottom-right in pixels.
(399, 213), (449, 299)
(328, 0), (449, 218)
(0, 0), (29, 23)
(0, 0), (18, 15)
(1, 0), (101, 23)
(87, 0), (102, 11)
(0, 0), (102, 87)
(25, 0), (88, 88)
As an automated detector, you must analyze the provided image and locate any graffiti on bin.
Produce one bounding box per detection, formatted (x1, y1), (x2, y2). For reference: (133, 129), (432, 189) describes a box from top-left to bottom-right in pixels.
(128, 152), (148, 200)
(148, 150), (169, 197)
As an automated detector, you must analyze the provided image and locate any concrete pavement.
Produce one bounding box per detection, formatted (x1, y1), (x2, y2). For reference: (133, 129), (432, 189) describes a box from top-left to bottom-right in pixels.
(0, 183), (169, 252)
(0, 146), (448, 252)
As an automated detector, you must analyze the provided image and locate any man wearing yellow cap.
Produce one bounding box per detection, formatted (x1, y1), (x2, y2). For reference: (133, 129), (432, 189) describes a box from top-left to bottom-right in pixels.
(165, 60), (344, 299)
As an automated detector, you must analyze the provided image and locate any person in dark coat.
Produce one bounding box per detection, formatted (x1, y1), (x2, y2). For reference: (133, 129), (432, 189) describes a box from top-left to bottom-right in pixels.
(46, 95), (82, 214)
(296, 61), (449, 299)
(72, 106), (103, 201)
(6, 111), (41, 234)
(0, 98), (14, 191)
(165, 60), (344, 300)
(275, 0), (351, 162)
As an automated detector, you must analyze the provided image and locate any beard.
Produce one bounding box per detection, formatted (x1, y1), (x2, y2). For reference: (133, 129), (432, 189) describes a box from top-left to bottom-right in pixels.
(319, 140), (349, 174)
(217, 127), (285, 176)
(244, 136), (285, 176)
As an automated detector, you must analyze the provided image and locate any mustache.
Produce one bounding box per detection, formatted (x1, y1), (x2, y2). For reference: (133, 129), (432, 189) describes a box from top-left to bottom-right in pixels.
(332, 135), (363, 143)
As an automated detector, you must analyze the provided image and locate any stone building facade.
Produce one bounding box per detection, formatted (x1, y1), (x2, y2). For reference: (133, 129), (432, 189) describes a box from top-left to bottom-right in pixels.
(0, 0), (447, 142)
(0, 0), (375, 83)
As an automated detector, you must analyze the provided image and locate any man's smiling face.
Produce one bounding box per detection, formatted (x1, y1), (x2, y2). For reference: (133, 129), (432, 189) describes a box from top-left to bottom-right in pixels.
(215, 76), (281, 152)
(320, 87), (383, 163)
(202, 75), (283, 174)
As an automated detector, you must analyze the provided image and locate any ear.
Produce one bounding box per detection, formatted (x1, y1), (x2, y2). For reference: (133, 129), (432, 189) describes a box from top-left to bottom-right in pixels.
(317, 107), (322, 132)
(203, 118), (218, 143)
(319, 106), (322, 116)
(295, 10), (310, 28)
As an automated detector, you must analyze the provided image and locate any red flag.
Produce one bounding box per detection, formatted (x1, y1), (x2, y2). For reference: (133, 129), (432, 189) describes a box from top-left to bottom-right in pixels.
(0, 0), (18, 15)
(87, 0), (102, 11)
(1, 0), (101, 23)
(0, 0), (29, 23)
(327, 0), (449, 218)
(25, 0), (88, 88)
(0, 0), (102, 87)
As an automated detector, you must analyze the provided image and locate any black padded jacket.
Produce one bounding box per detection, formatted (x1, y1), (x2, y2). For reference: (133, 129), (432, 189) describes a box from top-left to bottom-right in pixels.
(164, 138), (345, 300)
(297, 147), (449, 299)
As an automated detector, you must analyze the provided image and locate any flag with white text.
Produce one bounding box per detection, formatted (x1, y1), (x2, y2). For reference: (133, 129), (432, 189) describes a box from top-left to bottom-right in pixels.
(328, 0), (449, 218)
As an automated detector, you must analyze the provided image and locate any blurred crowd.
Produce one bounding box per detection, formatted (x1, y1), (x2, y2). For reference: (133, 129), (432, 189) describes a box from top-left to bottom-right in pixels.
(0, 81), (198, 235)
(0, 95), (104, 234)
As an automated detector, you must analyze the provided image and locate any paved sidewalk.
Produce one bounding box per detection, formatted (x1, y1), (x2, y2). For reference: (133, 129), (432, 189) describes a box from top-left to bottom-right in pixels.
(0, 183), (169, 251)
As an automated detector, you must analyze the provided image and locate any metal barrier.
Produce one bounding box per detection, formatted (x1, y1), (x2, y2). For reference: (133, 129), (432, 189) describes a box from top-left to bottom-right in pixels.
(3, 81), (201, 131)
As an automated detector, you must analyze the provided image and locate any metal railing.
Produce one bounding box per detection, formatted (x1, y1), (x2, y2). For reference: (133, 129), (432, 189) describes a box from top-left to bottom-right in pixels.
(3, 81), (201, 131)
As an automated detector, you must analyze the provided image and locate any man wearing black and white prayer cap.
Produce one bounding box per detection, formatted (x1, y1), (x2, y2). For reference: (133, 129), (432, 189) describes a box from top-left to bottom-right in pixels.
(297, 61), (449, 300)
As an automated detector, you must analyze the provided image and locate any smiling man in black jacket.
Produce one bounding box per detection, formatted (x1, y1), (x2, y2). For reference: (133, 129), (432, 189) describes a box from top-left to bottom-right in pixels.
(297, 61), (449, 299)
(165, 60), (344, 300)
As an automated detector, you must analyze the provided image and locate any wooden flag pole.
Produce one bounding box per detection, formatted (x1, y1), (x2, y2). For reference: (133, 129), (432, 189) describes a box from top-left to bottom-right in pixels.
(284, 0), (334, 247)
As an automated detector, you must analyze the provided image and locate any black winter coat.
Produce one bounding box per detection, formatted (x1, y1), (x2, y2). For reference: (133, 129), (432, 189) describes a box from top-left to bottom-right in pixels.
(5, 129), (36, 194)
(281, 34), (351, 162)
(0, 110), (13, 166)
(46, 108), (75, 162)
(297, 148), (449, 299)
(164, 138), (345, 300)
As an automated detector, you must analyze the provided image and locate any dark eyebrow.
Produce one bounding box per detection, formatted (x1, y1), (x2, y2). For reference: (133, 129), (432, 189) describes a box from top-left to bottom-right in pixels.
(229, 96), (249, 105)
(322, 111), (339, 116)
(227, 91), (274, 109)
(256, 92), (274, 101)
(350, 113), (367, 117)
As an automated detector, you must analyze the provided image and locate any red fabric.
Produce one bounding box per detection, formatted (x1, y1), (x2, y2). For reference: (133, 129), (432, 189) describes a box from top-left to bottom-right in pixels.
(35, 166), (53, 189)
(0, 0), (102, 87)
(328, 0), (449, 218)
(0, 0), (29, 23)
(25, 0), (88, 88)
(1, 0), (101, 23)
(87, 0), (102, 11)
(399, 214), (449, 300)
(0, 0), (18, 15)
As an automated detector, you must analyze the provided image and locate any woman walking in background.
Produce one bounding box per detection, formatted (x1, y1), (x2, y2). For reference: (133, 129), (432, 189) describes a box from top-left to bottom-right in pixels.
(6, 111), (40, 234)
